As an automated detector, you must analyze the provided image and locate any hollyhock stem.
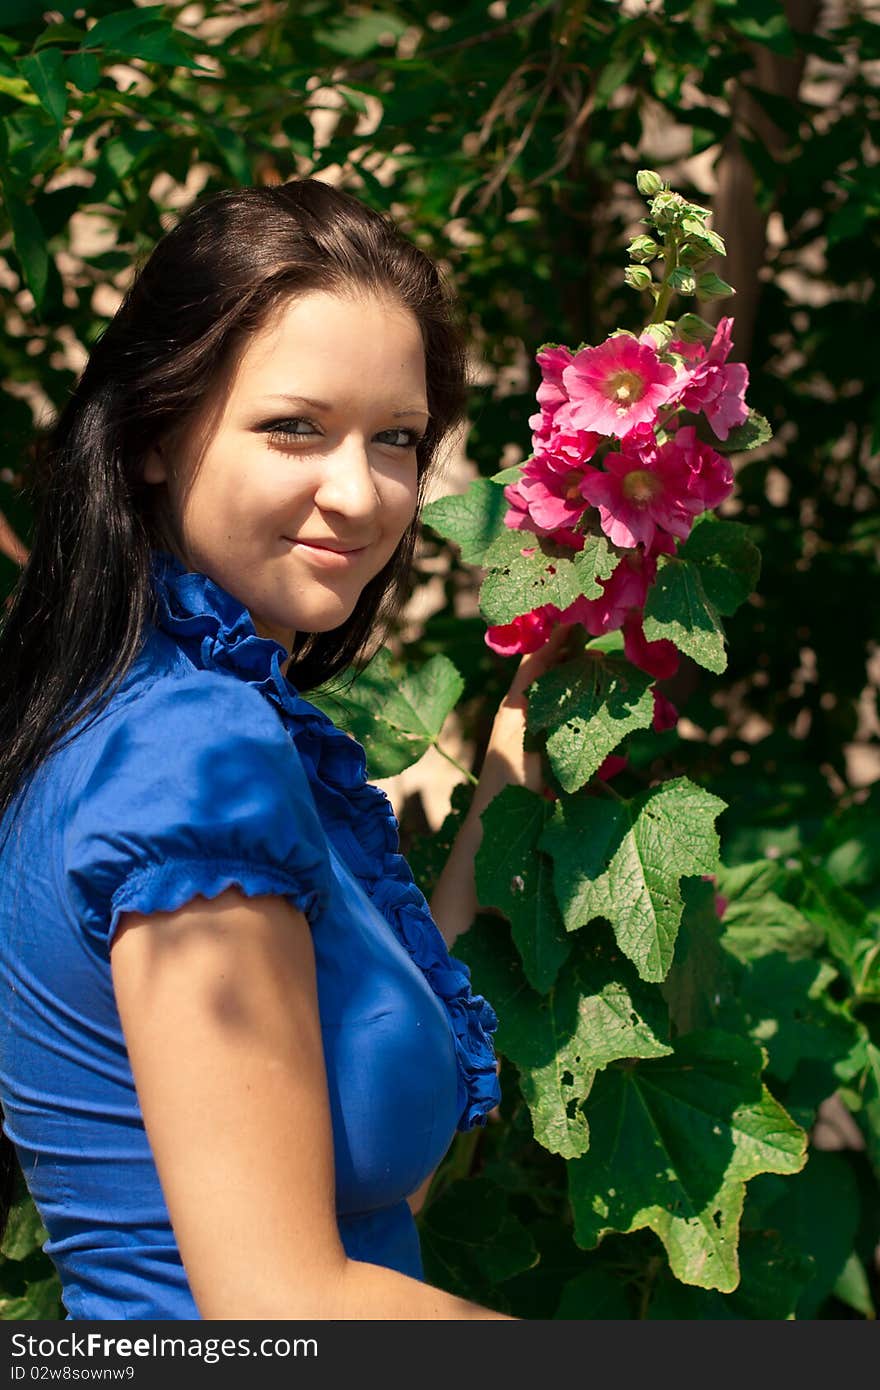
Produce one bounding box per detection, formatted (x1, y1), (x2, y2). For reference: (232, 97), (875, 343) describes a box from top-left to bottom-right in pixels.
(435, 742), (480, 786)
(649, 229), (680, 325)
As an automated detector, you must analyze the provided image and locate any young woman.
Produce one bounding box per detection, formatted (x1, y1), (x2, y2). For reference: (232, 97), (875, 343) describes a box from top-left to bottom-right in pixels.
(0, 178), (563, 1321)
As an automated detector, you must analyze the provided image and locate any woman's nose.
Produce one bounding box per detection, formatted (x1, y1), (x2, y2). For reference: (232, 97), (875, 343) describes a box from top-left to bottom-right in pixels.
(313, 437), (381, 521)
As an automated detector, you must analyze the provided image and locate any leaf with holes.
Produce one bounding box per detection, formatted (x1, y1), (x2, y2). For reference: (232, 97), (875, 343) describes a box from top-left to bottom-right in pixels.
(475, 786), (571, 993)
(568, 1031), (807, 1291)
(479, 534), (616, 625)
(642, 554), (728, 674)
(540, 778), (727, 982)
(453, 917), (671, 1158)
(527, 648), (655, 793)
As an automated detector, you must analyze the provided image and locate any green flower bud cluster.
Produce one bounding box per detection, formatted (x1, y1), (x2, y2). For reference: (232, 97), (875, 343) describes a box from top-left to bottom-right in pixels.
(627, 171), (736, 319)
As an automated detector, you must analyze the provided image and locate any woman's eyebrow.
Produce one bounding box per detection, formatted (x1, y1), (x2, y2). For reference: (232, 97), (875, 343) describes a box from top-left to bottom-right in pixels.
(258, 392), (430, 419)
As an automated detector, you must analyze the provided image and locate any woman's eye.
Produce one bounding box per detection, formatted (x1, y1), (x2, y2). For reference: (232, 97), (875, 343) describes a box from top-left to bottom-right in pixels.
(377, 428), (423, 449)
(264, 417), (318, 444)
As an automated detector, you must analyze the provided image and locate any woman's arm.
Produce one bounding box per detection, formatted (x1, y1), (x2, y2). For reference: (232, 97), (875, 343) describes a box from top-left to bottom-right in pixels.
(111, 887), (513, 1320)
(429, 624), (574, 952)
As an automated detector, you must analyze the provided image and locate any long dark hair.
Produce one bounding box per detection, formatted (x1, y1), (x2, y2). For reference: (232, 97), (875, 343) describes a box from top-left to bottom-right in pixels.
(0, 178), (470, 1240)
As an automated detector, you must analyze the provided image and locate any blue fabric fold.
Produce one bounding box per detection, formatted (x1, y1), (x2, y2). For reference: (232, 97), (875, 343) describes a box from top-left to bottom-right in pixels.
(149, 549), (501, 1131)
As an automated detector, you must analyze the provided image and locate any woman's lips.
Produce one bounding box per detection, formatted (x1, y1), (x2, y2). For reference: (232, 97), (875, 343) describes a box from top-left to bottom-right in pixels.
(285, 538), (369, 567)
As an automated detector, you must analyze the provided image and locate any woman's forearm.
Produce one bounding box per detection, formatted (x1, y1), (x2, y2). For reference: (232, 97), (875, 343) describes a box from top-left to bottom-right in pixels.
(340, 1256), (514, 1319)
(428, 804), (485, 951)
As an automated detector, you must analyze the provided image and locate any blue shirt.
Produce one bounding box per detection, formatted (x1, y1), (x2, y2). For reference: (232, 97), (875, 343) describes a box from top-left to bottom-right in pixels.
(0, 550), (500, 1321)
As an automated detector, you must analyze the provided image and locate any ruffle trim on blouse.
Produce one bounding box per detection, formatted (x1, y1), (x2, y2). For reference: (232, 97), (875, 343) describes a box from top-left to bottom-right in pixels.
(148, 548), (501, 1131)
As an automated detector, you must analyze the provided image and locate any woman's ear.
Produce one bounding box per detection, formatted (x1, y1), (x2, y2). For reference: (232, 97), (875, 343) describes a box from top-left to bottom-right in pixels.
(142, 444), (167, 485)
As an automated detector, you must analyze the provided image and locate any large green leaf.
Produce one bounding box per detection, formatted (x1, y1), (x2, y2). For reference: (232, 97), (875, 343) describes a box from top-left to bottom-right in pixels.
(642, 553), (728, 673)
(541, 778), (727, 982)
(527, 647), (655, 793)
(308, 648), (464, 777)
(18, 49), (67, 127)
(475, 786), (571, 993)
(2, 189), (49, 310)
(418, 1175), (537, 1308)
(479, 534), (616, 625)
(568, 1031), (807, 1291)
(744, 1151), (862, 1319)
(421, 478), (511, 566)
(455, 918), (671, 1158)
(732, 952), (858, 1084)
(660, 875), (735, 1035)
(678, 517), (762, 616)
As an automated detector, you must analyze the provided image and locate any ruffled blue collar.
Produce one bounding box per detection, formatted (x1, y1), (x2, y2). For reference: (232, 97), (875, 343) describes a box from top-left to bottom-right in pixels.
(148, 547), (500, 1131)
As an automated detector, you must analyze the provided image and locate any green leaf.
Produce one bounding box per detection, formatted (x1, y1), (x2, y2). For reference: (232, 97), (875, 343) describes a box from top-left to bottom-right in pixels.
(709, 409), (773, 454)
(18, 49), (67, 128)
(308, 649), (464, 777)
(0, 75), (39, 106)
(82, 6), (199, 68)
(541, 778), (727, 982)
(721, 902), (825, 965)
(2, 190), (49, 310)
(661, 875), (734, 1035)
(642, 553), (728, 673)
(0, 1191), (47, 1262)
(488, 464), (524, 485)
(734, 953), (858, 1083)
(0, 1273), (63, 1321)
(569, 1031), (807, 1291)
(645, 1226), (813, 1319)
(555, 1266), (632, 1319)
(678, 517), (762, 616)
(455, 918), (671, 1159)
(64, 50), (101, 93)
(422, 478), (511, 566)
(475, 786), (571, 993)
(745, 1151), (862, 1318)
(526, 648), (655, 793)
(418, 1175), (536, 1308)
(313, 11), (410, 58)
(832, 1251), (876, 1319)
(479, 534), (616, 625)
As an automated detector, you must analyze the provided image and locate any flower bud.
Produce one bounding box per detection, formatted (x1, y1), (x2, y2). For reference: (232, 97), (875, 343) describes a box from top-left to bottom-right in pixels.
(649, 191), (686, 227)
(641, 321), (674, 350)
(636, 169), (664, 197)
(696, 271), (735, 301)
(669, 266), (696, 295)
(627, 234), (661, 263)
(624, 265), (653, 291)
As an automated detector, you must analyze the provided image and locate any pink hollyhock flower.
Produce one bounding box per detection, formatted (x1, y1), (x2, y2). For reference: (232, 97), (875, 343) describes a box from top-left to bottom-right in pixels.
(560, 548), (653, 637)
(485, 605), (558, 656)
(669, 317), (749, 441)
(503, 453), (594, 548)
(651, 688), (679, 731)
(563, 334), (678, 440)
(579, 438), (704, 551)
(528, 345), (600, 466)
(622, 610), (680, 680)
(658, 425), (734, 510)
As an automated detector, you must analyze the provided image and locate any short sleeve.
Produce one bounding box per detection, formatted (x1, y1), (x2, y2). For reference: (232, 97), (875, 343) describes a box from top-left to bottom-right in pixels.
(64, 671), (331, 954)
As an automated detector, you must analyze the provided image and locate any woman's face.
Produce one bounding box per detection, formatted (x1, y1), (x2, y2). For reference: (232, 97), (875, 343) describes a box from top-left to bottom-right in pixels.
(144, 288), (428, 654)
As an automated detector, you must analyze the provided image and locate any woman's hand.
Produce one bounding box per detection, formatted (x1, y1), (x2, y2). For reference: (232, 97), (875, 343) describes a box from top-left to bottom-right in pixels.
(471, 622), (577, 819)
(429, 622), (577, 953)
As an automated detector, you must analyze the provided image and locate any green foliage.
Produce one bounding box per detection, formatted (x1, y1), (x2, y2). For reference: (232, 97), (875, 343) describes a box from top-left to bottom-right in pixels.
(542, 778), (727, 982)
(309, 648), (463, 777)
